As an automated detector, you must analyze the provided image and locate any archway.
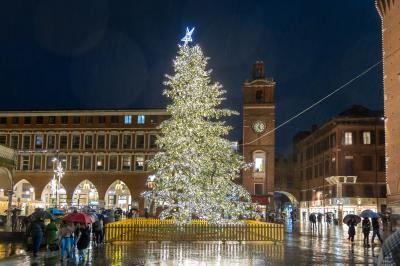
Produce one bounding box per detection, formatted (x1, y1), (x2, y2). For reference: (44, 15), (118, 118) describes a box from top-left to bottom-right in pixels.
(13, 179), (35, 215)
(72, 180), (99, 209)
(104, 180), (132, 211)
(274, 191), (299, 219)
(41, 180), (67, 208)
(0, 167), (13, 214)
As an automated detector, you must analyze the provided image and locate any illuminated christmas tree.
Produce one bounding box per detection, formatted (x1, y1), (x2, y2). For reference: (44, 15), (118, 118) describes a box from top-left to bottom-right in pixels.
(145, 28), (257, 225)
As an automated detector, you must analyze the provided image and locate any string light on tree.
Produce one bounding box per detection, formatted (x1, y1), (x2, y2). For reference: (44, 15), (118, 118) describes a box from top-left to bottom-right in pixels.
(143, 27), (258, 225)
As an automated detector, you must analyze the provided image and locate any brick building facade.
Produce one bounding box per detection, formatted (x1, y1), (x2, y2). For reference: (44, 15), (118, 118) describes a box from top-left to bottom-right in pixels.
(376, 0), (400, 223)
(242, 61), (275, 207)
(0, 109), (167, 214)
(294, 106), (386, 222)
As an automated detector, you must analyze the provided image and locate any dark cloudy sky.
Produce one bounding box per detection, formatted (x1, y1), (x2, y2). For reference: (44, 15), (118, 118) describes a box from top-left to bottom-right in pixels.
(0, 1), (383, 154)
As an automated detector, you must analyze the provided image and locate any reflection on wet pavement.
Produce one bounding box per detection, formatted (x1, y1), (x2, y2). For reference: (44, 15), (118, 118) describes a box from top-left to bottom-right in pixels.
(0, 220), (386, 265)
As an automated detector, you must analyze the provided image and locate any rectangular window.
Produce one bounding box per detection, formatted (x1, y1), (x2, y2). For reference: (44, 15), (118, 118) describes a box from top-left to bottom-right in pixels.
(24, 117), (31, 124)
(47, 135), (55, 149)
(362, 156), (373, 171)
(33, 155), (41, 170)
(150, 116), (158, 125)
(135, 156), (144, 171)
(0, 117), (7, 124)
(254, 184), (263, 195)
(84, 135), (93, 149)
(111, 116), (119, 124)
(36, 116), (43, 124)
(124, 115), (132, 124)
(363, 132), (371, 145)
(97, 135), (105, 149)
(10, 135), (18, 149)
(23, 135), (31, 149)
(0, 135), (6, 145)
(73, 116), (80, 124)
(12, 117), (19, 124)
(22, 155), (30, 170)
(96, 155), (105, 170)
(379, 156), (385, 172)
(98, 116), (106, 124)
(46, 156), (54, 170)
(72, 135), (80, 149)
(110, 135), (118, 149)
(123, 134), (131, 149)
(109, 155), (118, 170)
(85, 116), (93, 124)
(137, 115), (145, 124)
(48, 116), (56, 124)
(61, 116), (68, 124)
(58, 155), (67, 169)
(83, 156), (92, 170)
(344, 132), (353, 145)
(59, 135), (68, 149)
(71, 155), (80, 170)
(122, 155), (131, 170)
(149, 134), (157, 149)
(136, 134), (144, 149)
(35, 134), (43, 149)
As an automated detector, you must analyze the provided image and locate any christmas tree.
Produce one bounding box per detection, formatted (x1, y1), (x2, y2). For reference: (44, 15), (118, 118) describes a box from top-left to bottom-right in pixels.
(145, 28), (257, 225)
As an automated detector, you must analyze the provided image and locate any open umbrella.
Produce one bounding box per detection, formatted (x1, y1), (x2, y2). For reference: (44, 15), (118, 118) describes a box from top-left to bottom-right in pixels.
(63, 212), (94, 224)
(29, 210), (54, 221)
(360, 209), (380, 219)
(48, 208), (64, 216)
(343, 214), (361, 225)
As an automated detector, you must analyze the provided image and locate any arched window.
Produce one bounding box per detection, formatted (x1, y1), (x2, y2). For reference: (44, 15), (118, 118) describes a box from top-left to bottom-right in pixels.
(253, 151), (266, 173)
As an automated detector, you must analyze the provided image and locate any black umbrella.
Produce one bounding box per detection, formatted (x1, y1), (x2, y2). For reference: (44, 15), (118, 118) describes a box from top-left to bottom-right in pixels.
(343, 214), (361, 225)
(29, 210), (54, 221)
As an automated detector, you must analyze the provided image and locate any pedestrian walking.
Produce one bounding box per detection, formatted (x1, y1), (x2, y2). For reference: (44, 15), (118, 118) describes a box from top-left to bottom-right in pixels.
(309, 214), (316, 230)
(28, 219), (45, 257)
(45, 218), (58, 251)
(348, 221), (356, 244)
(58, 221), (73, 261)
(362, 218), (371, 247)
(11, 209), (18, 232)
(77, 223), (91, 261)
(371, 217), (383, 244)
(93, 217), (104, 245)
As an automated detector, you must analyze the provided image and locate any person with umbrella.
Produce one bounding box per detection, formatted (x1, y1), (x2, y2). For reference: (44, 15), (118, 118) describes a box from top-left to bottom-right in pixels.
(309, 213), (317, 230)
(76, 223), (91, 261)
(27, 218), (45, 257)
(372, 217), (383, 245)
(348, 220), (356, 245)
(377, 229), (400, 265)
(362, 217), (371, 247)
(45, 218), (58, 251)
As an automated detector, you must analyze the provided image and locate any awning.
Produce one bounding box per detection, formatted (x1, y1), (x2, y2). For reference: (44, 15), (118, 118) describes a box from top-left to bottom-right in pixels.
(251, 195), (269, 205)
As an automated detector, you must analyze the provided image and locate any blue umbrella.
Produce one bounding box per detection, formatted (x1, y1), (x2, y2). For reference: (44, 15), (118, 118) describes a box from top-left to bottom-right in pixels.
(360, 209), (380, 219)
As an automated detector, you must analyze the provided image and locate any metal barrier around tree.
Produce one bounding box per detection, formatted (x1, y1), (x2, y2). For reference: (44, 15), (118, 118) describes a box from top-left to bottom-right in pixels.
(104, 218), (284, 242)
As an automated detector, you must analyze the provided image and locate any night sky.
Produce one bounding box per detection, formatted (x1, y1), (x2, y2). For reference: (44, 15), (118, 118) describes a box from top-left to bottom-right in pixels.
(0, 1), (383, 154)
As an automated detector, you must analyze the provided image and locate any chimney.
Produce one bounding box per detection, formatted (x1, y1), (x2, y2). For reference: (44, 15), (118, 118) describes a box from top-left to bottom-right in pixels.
(252, 61), (265, 80)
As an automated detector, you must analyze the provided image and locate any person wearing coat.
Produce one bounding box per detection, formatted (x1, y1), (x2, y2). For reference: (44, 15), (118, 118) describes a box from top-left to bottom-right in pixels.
(362, 218), (371, 247)
(77, 224), (91, 261)
(45, 219), (58, 251)
(348, 221), (356, 244)
(28, 219), (45, 257)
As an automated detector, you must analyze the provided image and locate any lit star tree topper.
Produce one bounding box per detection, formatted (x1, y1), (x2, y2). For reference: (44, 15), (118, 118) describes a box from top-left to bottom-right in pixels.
(180, 27), (195, 46)
(144, 28), (258, 225)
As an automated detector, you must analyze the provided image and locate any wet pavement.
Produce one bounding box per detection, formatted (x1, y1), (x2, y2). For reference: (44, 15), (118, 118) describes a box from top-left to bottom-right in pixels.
(0, 221), (390, 265)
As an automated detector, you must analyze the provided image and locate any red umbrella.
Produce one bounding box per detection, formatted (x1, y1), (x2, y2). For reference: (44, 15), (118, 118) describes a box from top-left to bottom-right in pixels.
(63, 212), (94, 224)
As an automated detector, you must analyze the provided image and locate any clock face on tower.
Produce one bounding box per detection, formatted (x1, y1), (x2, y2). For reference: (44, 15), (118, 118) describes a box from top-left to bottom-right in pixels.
(252, 120), (266, 134)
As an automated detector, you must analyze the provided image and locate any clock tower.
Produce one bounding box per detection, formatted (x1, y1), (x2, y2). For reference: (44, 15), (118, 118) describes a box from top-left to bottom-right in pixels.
(242, 61), (275, 203)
